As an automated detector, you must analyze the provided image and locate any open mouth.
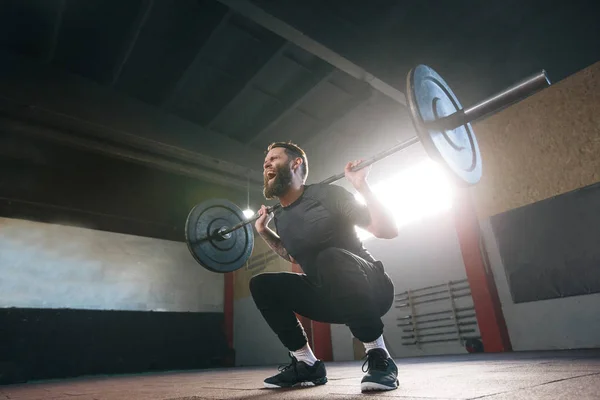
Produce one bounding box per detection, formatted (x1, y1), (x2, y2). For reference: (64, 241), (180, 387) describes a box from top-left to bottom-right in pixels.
(265, 171), (277, 182)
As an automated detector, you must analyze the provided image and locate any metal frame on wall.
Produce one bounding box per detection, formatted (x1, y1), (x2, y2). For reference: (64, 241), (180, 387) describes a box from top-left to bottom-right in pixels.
(396, 279), (481, 348)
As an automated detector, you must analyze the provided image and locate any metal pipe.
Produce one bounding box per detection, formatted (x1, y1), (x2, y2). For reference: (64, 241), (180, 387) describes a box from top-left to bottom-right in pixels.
(402, 335), (481, 346)
(402, 328), (476, 339)
(402, 321), (478, 333)
(395, 279), (469, 296)
(397, 306), (475, 320)
(396, 291), (472, 308)
(397, 313), (477, 326)
(395, 285), (471, 302)
(425, 70), (550, 132)
(319, 136), (421, 185)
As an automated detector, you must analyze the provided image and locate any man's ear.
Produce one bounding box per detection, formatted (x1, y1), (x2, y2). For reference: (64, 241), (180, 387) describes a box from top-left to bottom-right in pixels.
(293, 157), (303, 171)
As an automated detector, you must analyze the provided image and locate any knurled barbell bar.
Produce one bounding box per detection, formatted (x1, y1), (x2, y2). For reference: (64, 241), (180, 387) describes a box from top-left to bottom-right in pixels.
(185, 64), (551, 273)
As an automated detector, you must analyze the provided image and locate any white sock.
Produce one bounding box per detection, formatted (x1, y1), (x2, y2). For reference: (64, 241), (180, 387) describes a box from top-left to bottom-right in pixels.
(363, 335), (390, 358)
(291, 343), (318, 366)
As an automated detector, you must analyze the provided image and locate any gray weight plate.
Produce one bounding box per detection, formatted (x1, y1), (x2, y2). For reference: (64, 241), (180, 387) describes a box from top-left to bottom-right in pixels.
(406, 64), (482, 186)
(185, 198), (254, 273)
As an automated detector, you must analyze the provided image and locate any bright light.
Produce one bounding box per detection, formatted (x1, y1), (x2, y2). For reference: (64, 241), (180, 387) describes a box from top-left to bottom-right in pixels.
(243, 209), (255, 219)
(354, 159), (454, 241)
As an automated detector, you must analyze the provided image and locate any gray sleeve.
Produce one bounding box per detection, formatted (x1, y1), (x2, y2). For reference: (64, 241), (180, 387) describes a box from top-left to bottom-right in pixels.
(326, 184), (371, 228)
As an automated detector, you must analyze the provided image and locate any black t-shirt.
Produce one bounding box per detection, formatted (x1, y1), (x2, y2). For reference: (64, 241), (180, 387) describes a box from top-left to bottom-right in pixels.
(272, 183), (376, 276)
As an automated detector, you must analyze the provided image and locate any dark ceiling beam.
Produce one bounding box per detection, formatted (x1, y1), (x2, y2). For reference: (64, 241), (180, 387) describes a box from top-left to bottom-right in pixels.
(295, 88), (375, 146)
(109, 0), (154, 87)
(215, 0), (407, 107)
(161, 10), (233, 109)
(0, 92), (264, 187)
(247, 69), (335, 146)
(43, 0), (66, 64)
(0, 116), (263, 193)
(302, 90), (377, 151)
(206, 42), (290, 128)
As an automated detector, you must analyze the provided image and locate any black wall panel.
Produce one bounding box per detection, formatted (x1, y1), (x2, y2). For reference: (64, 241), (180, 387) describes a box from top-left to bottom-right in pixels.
(0, 308), (230, 384)
(490, 182), (600, 303)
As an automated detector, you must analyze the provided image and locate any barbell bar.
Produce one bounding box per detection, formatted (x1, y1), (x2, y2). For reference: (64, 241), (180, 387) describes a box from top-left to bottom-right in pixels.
(424, 69), (550, 133)
(185, 64), (551, 273)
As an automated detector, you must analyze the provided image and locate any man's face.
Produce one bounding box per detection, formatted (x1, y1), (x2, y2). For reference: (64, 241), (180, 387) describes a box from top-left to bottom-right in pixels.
(263, 147), (294, 200)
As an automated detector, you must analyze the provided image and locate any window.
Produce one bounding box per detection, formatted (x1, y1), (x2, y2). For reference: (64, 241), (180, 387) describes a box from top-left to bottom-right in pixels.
(355, 159), (454, 241)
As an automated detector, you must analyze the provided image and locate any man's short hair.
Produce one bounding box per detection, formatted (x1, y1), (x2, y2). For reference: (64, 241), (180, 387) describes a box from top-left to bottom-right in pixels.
(266, 141), (308, 182)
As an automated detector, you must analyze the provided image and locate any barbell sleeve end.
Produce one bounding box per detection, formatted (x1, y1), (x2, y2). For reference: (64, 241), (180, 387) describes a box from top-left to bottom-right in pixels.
(424, 69), (551, 132)
(462, 69), (551, 124)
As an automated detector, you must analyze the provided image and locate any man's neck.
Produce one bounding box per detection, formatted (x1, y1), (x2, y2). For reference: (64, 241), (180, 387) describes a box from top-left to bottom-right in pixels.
(278, 183), (305, 207)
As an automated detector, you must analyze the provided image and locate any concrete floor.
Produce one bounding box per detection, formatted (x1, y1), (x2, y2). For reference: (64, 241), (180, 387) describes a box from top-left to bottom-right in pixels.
(1, 350), (600, 399)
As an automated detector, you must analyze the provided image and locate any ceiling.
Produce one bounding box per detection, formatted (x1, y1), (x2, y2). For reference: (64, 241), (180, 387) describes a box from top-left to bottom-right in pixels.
(0, 0), (598, 191)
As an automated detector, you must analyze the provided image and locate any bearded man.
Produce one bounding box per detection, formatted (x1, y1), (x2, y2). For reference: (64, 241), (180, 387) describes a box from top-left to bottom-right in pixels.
(250, 141), (399, 392)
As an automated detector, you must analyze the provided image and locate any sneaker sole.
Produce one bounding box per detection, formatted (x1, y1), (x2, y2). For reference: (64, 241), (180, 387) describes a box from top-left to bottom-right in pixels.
(361, 379), (399, 392)
(264, 377), (328, 389)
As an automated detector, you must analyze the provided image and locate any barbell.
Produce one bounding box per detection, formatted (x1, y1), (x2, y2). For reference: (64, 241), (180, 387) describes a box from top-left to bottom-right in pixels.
(185, 64), (551, 273)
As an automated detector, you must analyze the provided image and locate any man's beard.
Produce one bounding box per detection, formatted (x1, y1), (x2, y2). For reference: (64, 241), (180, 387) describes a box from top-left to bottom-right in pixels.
(263, 164), (293, 200)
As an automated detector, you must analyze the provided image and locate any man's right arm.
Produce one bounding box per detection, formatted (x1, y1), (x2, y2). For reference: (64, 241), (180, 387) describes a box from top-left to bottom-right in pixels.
(255, 205), (293, 262)
(257, 228), (292, 262)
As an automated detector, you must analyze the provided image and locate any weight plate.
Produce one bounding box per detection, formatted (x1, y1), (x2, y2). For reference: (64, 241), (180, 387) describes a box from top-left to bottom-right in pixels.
(185, 198), (254, 273)
(406, 64), (482, 186)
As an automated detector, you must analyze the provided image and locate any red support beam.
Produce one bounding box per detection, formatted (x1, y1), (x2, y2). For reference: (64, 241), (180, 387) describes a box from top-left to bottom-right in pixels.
(452, 188), (512, 352)
(311, 321), (333, 361)
(223, 272), (235, 366)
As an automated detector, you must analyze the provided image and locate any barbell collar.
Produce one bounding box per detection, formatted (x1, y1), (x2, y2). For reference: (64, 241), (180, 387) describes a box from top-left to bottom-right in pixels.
(425, 69), (551, 132)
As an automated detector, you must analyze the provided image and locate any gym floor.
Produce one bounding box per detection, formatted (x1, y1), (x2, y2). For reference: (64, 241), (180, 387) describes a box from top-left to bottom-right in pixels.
(3, 350), (599, 400)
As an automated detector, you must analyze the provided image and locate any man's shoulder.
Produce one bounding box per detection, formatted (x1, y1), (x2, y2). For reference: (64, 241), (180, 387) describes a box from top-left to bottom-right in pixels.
(305, 183), (351, 197)
(306, 183), (350, 193)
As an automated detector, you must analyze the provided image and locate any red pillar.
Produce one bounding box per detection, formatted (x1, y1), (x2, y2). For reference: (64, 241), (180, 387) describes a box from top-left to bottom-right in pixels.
(311, 321), (333, 361)
(223, 272), (235, 365)
(453, 188), (512, 352)
(291, 263), (333, 361)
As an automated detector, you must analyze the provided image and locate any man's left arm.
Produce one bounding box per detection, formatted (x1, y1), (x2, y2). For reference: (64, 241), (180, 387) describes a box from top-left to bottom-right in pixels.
(344, 159), (398, 239)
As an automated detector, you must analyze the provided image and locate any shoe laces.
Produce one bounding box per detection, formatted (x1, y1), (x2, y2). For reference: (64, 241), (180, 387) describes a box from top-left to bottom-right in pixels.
(278, 354), (298, 373)
(362, 351), (389, 373)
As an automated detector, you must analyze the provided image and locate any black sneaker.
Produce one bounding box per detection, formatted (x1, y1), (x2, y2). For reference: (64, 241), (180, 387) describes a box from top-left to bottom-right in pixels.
(360, 348), (399, 392)
(264, 355), (328, 389)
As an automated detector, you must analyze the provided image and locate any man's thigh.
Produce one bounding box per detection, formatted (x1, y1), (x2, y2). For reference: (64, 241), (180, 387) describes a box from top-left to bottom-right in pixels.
(251, 271), (345, 324)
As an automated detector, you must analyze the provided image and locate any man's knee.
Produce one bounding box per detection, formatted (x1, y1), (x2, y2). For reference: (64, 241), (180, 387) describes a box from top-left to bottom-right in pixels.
(249, 272), (285, 303)
(249, 273), (270, 296)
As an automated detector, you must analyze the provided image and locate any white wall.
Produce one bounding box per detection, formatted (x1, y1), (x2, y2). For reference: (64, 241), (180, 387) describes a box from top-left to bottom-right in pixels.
(480, 218), (600, 350)
(0, 217), (223, 312)
(331, 211), (472, 360)
(234, 296), (290, 366)
(230, 237), (293, 367)
(301, 91), (427, 186)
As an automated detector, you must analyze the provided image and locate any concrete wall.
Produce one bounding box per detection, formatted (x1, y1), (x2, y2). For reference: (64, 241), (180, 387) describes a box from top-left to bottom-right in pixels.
(232, 237), (292, 366)
(234, 296), (290, 366)
(0, 217), (222, 312)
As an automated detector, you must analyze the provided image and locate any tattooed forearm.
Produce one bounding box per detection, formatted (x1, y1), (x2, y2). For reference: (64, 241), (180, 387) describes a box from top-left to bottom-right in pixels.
(258, 229), (292, 262)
